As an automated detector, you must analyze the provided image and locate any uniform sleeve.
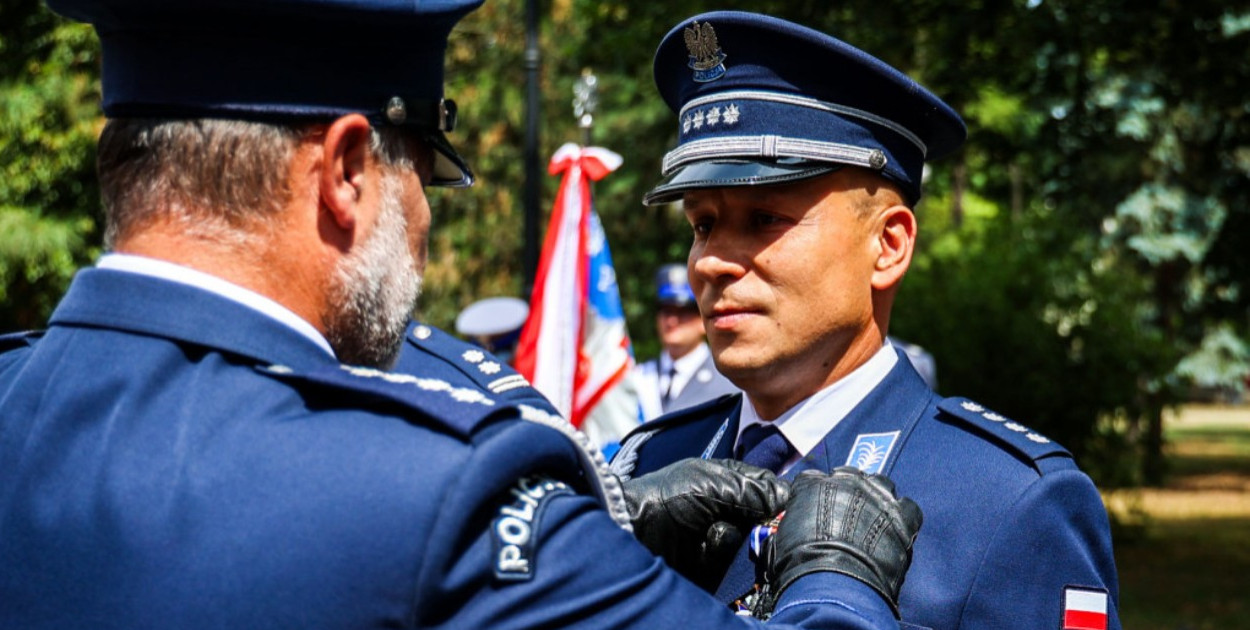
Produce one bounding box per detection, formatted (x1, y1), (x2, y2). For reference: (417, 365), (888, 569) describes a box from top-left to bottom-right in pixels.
(959, 468), (1121, 629)
(413, 419), (900, 630)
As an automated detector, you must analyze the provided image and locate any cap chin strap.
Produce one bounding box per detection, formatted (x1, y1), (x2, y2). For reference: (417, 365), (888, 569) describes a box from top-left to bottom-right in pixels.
(662, 135), (886, 176)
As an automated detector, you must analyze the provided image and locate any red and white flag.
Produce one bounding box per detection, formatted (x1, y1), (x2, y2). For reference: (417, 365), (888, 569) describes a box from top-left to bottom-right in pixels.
(1062, 587), (1109, 630)
(515, 144), (639, 450)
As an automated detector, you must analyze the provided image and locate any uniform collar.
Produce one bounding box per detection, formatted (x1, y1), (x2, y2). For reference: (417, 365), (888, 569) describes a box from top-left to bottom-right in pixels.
(97, 253), (335, 358)
(736, 340), (898, 473)
(50, 265), (337, 370)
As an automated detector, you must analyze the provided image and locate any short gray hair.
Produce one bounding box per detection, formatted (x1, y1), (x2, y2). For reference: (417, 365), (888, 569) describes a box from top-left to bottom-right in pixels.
(97, 118), (418, 248)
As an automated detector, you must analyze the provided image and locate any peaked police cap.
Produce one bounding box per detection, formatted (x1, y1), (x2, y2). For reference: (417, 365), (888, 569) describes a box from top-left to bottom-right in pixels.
(47, 0), (484, 187)
(645, 11), (966, 205)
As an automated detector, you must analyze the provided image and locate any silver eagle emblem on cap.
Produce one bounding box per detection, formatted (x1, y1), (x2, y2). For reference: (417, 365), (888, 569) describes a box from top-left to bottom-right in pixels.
(684, 21), (728, 82)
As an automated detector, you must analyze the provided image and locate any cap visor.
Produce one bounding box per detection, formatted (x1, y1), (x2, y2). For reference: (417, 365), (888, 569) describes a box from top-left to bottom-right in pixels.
(642, 159), (839, 206)
(426, 130), (475, 188)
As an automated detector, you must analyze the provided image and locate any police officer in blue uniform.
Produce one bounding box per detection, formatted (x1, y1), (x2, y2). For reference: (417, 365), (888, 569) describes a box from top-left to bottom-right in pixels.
(634, 264), (738, 421)
(0, 1), (927, 628)
(612, 12), (1121, 630)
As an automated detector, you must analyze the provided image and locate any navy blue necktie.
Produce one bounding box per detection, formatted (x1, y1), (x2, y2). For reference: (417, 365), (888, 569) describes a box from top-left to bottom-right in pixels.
(714, 422), (795, 605)
(735, 423), (793, 473)
(661, 365), (678, 411)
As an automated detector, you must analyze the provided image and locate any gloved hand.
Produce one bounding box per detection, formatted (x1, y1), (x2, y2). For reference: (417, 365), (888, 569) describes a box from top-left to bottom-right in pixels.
(766, 467), (922, 617)
(623, 458), (789, 591)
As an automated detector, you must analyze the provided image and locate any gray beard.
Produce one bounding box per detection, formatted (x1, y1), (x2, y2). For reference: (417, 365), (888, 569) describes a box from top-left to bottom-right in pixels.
(323, 173), (422, 369)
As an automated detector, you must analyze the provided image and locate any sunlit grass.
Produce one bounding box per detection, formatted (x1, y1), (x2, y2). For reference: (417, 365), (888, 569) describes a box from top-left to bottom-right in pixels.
(1108, 404), (1250, 630)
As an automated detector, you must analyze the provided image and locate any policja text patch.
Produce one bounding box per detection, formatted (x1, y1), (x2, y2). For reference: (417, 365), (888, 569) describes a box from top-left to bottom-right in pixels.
(492, 475), (573, 581)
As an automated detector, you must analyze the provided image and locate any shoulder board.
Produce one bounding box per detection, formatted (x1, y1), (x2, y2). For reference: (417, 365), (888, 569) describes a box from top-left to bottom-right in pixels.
(0, 330), (43, 353)
(404, 322), (546, 402)
(255, 362), (503, 439)
(937, 397), (1071, 465)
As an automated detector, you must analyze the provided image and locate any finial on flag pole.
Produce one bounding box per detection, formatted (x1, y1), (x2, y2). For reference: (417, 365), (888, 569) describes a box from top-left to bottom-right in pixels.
(573, 68), (598, 145)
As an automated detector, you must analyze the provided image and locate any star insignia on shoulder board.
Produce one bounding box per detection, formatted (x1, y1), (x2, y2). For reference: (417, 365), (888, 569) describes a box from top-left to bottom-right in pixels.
(462, 349), (485, 363)
(479, 361), (502, 375)
(723, 104), (740, 125)
(692, 110), (705, 129)
(706, 106), (721, 125)
(1026, 432), (1051, 444)
(1004, 422), (1029, 433)
(983, 412), (1006, 422)
(961, 401), (984, 412)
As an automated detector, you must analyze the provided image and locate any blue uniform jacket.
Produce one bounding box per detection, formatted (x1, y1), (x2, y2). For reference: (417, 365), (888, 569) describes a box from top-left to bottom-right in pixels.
(0, 267), (901, 630)
(612, 350), (1121, 630)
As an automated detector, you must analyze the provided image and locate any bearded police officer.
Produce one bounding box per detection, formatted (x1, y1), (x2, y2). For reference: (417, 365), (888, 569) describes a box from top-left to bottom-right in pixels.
(612, 12), (1121, 630)
(0, 1), (926, 628)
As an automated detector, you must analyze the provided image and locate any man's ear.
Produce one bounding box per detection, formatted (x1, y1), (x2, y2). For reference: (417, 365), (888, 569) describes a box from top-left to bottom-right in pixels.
(871, 205), (915, 291)
(319, 114), (374, 233)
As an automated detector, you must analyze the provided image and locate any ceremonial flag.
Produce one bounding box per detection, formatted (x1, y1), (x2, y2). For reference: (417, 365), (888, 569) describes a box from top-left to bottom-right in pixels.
(515, 144), (640, 451)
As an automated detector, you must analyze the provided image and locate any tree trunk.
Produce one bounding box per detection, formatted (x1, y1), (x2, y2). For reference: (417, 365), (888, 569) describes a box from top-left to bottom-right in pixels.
(1142, 393), (1167, 486)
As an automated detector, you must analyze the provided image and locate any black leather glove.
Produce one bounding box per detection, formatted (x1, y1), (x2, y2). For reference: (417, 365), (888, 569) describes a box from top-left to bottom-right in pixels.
(623, 458), (789, 591)
(767, 467), (922, 617)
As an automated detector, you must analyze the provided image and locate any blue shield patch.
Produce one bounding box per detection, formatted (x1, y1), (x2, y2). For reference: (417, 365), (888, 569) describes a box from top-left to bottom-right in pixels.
(845, 431), (900, 475)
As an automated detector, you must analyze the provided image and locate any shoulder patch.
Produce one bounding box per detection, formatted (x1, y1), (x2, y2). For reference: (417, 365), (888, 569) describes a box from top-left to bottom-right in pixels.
(256, 362), (501, 439)
(937, 397), (1071, 466)
(492, 475), (574, 582)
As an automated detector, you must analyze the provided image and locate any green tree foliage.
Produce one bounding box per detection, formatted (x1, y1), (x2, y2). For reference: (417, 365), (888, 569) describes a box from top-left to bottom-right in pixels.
(3, 0), (1246, 486)
(0, 0), (101, 330)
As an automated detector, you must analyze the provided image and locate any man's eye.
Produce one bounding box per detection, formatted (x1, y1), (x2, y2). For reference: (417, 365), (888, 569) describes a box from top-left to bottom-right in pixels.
(690, 218), (713, 235)
(751, 212), (783, 228)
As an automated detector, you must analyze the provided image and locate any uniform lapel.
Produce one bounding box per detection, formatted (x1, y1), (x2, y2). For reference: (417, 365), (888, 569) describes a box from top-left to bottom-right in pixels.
(705, 397), (741, 460)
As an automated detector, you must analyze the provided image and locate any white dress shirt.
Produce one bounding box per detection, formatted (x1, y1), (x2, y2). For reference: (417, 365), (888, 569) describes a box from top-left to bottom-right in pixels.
(735, 341), (899, 474)
(96, 253), (336, 358)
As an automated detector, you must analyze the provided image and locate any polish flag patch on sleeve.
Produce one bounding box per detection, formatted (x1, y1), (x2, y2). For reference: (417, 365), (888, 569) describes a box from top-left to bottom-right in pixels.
(1062, 586), (1109, 630)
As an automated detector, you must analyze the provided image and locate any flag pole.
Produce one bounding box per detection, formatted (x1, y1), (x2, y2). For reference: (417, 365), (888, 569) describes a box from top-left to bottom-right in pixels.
(522, 0), (542, 297)
(573, 68), (597, 147)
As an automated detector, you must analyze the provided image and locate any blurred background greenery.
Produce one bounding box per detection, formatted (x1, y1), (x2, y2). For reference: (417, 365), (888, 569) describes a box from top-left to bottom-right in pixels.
(1, 4), (1247, 622)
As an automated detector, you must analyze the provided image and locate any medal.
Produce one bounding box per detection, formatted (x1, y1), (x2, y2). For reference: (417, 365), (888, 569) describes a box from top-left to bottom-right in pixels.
(732, 512), (786, 619)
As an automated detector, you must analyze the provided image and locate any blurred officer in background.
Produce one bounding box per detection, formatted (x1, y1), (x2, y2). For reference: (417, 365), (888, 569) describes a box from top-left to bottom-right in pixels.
(613, 11), (1120, 629)
(455, 296), (530, 363)
(634, 263), (737, 420)
(0, 1), (925, 628)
